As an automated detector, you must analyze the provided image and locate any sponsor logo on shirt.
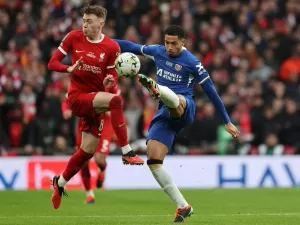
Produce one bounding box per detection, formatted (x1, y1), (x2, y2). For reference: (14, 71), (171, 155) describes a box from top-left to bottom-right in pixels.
(79, 63), (102, 74)
(87, 52), (96, 58)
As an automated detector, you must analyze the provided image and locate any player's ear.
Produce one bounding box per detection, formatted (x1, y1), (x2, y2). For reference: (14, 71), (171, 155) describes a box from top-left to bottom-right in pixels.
(181, 38), (185, 46)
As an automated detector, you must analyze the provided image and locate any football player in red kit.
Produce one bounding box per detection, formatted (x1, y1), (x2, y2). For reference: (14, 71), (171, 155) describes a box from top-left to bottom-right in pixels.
(62, 96), (117, 204)
(48, 5), (144, 209)
(62, 85), (121, 204)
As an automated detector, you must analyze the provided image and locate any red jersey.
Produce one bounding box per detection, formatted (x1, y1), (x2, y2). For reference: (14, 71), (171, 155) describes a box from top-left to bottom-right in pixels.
(58, 30), (120, 94)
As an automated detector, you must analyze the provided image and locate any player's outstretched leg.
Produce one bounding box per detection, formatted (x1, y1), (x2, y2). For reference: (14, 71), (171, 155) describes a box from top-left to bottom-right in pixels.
(80, 161), (95, 204)
(148, 160), (193, 223)
(137, 74), (179, 109)
(108, 95), (144, 165)
(51, 148), (94, 209)
(147, 140), (193, 223)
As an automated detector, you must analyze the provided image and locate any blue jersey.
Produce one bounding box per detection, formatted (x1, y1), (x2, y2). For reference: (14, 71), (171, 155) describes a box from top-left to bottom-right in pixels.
(115, 39), (230, 126)
(141, 45), (209, 96)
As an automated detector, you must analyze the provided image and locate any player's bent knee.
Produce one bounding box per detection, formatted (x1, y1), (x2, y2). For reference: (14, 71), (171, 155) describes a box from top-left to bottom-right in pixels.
(178, 95), (187, 108)
(169, 95), (186, 118)
(147, 159), (163, 171)
(81, 132), (99, 154)
(93, 92), (116, 109)
(109, 95), (123, 109)
(95, 153), (106, 164)
(147, 140), (168, 160)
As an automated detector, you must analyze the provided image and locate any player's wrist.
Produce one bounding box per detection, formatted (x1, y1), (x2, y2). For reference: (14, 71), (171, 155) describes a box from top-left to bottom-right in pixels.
(66, 66), (73, 73)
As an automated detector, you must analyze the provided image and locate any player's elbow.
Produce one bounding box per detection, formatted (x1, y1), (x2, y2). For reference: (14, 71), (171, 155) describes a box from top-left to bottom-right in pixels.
(47, 58), (55, 71)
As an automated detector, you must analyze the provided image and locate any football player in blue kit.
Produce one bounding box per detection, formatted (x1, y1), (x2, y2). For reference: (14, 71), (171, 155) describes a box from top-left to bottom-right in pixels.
(114, 25), (240, 223)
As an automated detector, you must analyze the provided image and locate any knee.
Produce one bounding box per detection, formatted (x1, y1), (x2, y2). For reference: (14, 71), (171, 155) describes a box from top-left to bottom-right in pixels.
(178, 95), (186, 108)
(147, 159), (163, 171)
(95, 153), (106, 165)
(109, 95), (123, 109)
(80, 143), (97, 154)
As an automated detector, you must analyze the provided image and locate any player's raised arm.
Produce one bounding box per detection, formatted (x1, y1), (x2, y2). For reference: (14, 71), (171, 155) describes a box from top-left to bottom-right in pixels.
(114, 39), (142, 55)
(194, 61), (240, 138)
(48, 31), (82, 73)
(114, 39), (158, 60)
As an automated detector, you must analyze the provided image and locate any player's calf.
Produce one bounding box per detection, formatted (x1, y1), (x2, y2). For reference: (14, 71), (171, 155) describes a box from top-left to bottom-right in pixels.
(147, 141), (190, 222)
(94, 153), (107, 188)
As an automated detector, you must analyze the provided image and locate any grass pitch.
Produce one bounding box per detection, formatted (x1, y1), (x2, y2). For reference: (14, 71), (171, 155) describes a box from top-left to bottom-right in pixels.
(0, 189), (300, 225)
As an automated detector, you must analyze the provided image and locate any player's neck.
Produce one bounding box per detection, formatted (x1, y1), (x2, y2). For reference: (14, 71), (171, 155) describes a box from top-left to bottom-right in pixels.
(86, 32), (104, 44)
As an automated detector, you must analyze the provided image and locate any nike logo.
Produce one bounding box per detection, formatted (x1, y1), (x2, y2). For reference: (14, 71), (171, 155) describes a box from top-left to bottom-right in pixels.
(76, 50), (84, 53)
(119, 123), (125, 127)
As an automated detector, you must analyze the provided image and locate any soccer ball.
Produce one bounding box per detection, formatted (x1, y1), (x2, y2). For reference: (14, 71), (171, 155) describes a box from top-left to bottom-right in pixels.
(115, 52), (141, 77)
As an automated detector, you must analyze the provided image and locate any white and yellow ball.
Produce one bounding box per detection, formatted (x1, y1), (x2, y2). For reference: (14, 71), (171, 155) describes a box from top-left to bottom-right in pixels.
(115, 52), (141, 77)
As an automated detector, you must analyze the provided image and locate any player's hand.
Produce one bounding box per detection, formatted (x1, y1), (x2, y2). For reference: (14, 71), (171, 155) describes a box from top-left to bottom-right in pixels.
(63, 110), (72, 120)
(103, 74), (115, 89)
(225, 122), (240, 138)
(67, 57), (83, 73)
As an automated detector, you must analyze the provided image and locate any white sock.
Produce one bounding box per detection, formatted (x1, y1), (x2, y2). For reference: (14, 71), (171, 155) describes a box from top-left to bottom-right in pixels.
(86, 190), (95, 198)
(58, 175), (67, 187)
(121, 144), (132, 154)
(157, 84), (179, 108)
(150, 165), (188, 208)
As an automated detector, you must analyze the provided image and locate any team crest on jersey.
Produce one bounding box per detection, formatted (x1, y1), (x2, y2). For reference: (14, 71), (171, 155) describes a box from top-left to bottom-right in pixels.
(175, 64), (182, 71)
(99, 53), (105, 62)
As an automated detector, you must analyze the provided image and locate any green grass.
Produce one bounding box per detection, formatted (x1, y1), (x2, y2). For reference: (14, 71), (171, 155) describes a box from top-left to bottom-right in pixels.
(0, 189), (300, 225)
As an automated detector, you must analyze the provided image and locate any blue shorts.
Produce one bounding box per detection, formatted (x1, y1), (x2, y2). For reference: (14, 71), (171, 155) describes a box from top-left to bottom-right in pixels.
(147, 95), (196, 150)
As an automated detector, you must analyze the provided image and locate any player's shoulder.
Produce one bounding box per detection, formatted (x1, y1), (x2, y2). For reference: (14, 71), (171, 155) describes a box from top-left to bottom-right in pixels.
(103, 36), (120, 49)
(66, 30), (84, 39)
(183, 49), (200, 65)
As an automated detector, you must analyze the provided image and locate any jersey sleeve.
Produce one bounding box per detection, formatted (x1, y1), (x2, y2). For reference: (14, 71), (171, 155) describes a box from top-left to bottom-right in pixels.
(140, 45), (159, 61)
(192, 59), (210, 84)
(107, 42), (121, 69)
(61, 98), (70, 113)
(58, 31), (75, 55)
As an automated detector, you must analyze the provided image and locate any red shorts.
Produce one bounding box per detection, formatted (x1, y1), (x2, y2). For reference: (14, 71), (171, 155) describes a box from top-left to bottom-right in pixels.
(76, 113), (115, 156)
(67, 92), (101, 138)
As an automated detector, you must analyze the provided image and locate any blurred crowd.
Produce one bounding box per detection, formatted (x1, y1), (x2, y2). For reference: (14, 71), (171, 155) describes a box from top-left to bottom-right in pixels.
(0, 0), (300, 156)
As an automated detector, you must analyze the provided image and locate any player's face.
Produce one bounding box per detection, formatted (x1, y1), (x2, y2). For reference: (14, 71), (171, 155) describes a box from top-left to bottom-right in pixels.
(82, 14), (105, 39)
(164, 35), (185, 57)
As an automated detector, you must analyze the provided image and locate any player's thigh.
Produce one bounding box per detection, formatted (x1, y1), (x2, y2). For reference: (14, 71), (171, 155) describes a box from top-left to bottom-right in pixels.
(168, 95), (187, 118)
(92, 92), (116, 114)
(80, 131), (100, 154)
(68, 92), (97, 118)
(147, 106), (176, 158)
(147, 139), (169, 161)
